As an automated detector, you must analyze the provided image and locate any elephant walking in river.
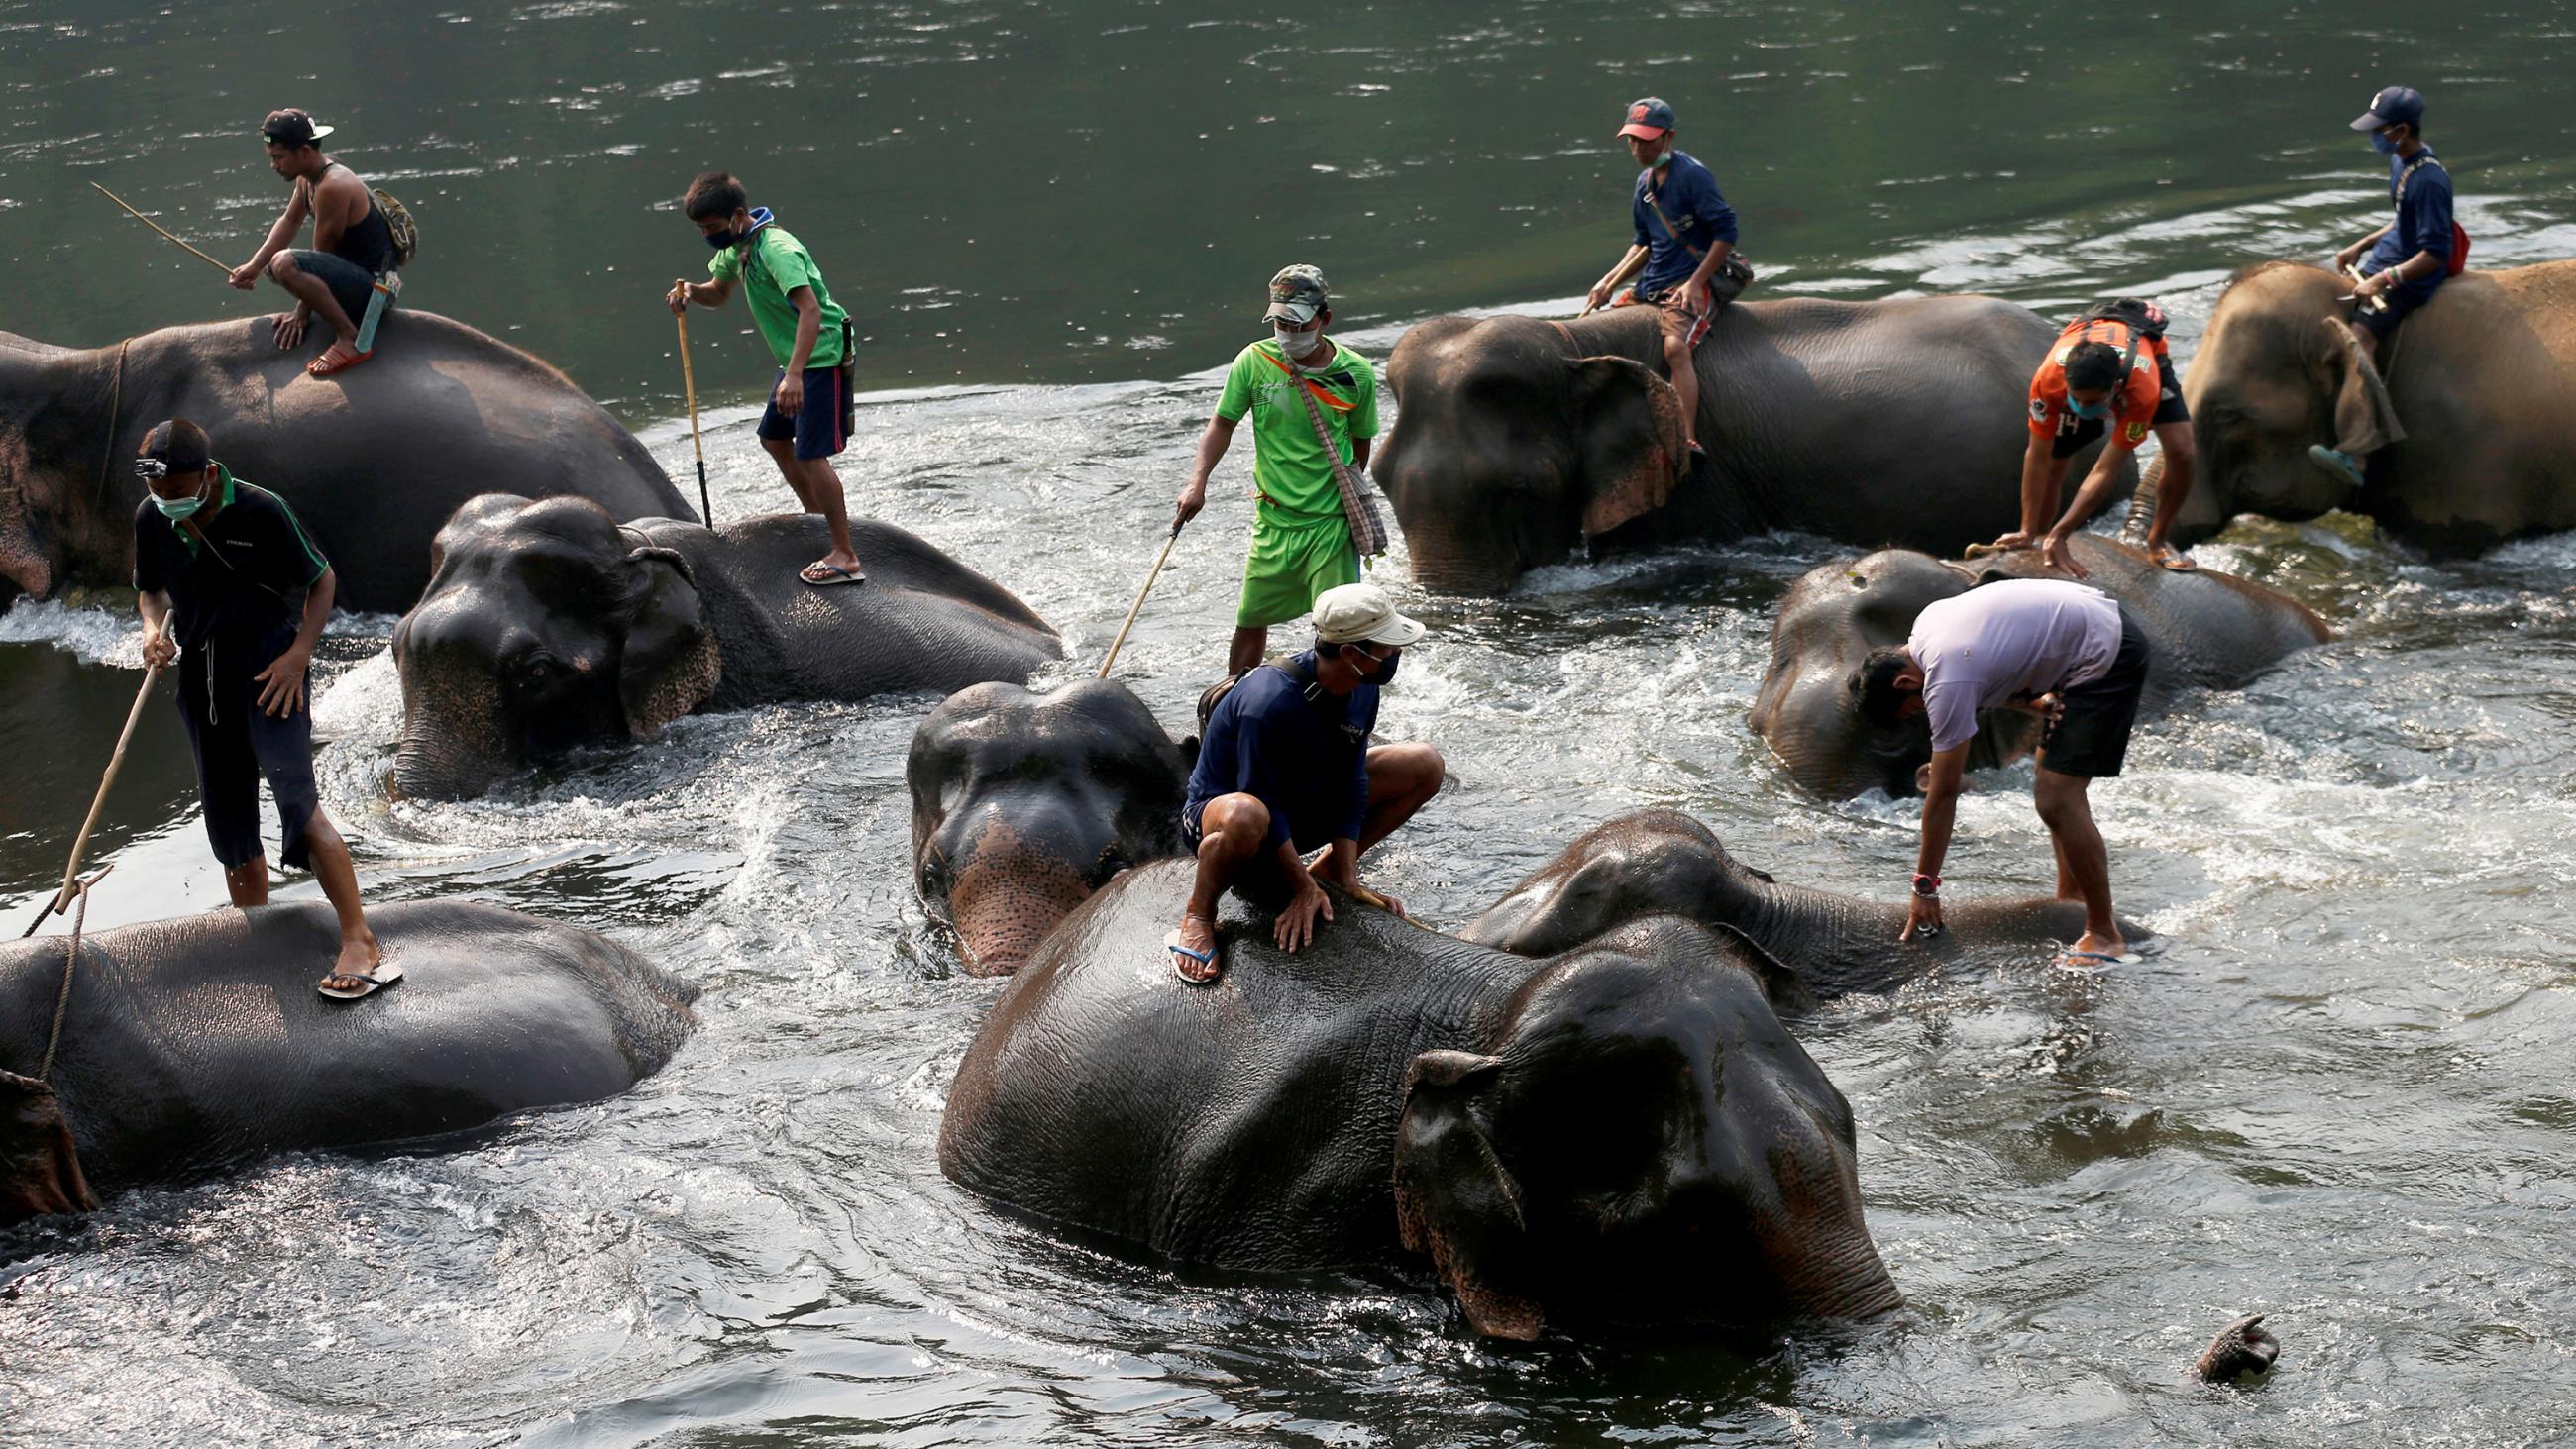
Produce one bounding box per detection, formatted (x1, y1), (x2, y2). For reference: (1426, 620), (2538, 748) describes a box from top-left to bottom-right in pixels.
(0, 314), (690, 610)
(940, 860), (1903, 1340)
(1376, 297), (2125, 594)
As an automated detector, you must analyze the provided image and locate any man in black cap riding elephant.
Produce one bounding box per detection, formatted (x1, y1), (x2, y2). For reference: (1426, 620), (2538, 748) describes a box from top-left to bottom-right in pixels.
(228, 107), (402, 378)
(1584, 97), (1752, 466)
(2312, 84), (2462, 491)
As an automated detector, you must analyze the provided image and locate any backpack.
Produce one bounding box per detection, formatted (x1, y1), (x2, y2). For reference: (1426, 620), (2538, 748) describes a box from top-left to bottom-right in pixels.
(2396, 155), (2469, 277)
(2072, 297), (2169, 343)
(372, 187), (419, 269)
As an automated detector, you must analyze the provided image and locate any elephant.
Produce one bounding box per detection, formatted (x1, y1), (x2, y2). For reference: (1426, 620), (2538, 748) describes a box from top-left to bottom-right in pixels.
(1461, 809), (2147, 998)
(1750, 535), (2329, 799)
(1, 900), (696, 1225)
(2140, 259), (2576, 553)
(939, 859), (1905, 1340)
(1375, 297), (2125, 594)
(908, 679), (1194, 976)
(0, 313), (690, 611)
(391, 494), (1064, 799)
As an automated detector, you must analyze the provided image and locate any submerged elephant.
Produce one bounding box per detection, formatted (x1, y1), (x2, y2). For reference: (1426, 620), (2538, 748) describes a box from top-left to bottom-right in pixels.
(1462, 809), (2147, 997)
(1, 900), (696, 1224)
(1376, 297), (2122, 594)
(391, 495), (1063, 798)
(0, 314), (689, 611)
(940, 860), (1904, 1339)
(908, 680), (1193, 976)
(2141, 259), (2576, 553)
(1751, 535), (2329, 798)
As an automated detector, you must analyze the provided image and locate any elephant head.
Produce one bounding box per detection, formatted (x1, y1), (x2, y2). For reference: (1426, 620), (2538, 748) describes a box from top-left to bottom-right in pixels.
(1749, 550), (2042, 798)
(391, 494), (719, 798)
(1377, 313), (1690, 595)
(1461, 808), (1774, 959)
(1392, 918), (1900, 1338)
(1, 1069), (98, 1225)
(0, 332), (132, 606)
(2174, 261), (2406, 537)
(907, 680), (1193, 974)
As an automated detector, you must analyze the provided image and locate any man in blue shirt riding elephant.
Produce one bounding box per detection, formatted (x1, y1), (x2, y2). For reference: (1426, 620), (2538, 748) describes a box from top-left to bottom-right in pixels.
(2313, 84), (2459, 489)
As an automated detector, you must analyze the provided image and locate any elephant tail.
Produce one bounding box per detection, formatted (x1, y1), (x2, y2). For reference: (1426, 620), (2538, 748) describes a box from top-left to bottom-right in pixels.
(2120, 451), (2164, 546)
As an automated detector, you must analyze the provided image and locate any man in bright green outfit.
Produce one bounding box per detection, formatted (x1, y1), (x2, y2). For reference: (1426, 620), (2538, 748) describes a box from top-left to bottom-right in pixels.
(1174, 264), (1379, 676)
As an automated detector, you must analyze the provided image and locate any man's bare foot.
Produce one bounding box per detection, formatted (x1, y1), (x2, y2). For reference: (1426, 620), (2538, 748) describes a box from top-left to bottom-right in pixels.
(319, 932), (385, 996)
(1166, 911), (1220, 983)
(2058, 930), (2134, 969)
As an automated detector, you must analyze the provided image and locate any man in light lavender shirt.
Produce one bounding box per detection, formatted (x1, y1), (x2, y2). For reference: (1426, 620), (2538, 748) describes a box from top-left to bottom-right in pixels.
(1852, 578), (2151, 967)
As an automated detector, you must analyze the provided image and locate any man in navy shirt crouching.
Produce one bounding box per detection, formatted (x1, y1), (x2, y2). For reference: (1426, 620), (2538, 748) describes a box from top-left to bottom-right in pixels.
(2313, 84), (2460, 489)
(1167, 583), (1446, 983)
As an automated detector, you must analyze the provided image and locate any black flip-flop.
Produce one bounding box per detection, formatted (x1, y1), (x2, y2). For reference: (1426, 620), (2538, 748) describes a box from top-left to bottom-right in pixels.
(318, 961), (404, 1000)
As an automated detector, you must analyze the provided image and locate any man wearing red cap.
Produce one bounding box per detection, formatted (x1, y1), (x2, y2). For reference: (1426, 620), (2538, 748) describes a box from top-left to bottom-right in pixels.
(1585, 97), (1749, 464)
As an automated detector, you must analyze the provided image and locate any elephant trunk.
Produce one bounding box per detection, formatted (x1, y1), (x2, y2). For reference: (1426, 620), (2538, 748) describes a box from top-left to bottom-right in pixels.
(2120, 451), (2165, 545)
(389, 670), (515, 801)
(2, 1070), (98, 1224)
(932, 802), (1124, 976)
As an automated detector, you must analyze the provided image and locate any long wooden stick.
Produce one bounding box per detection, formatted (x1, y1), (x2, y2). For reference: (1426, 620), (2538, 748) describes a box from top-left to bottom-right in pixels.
(19, 663), (160, 938)
(1097, 524), (1184, 678)
(675, 301), (713, 524)
(91, 183), (232, 274)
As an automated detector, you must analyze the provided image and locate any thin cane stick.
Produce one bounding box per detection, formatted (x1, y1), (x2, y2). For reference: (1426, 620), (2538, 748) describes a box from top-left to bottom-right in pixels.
(675, 300), (713, 524)
(91, 184), (232, 274)
(19, 663), (161, 938)
(1097, 524), (1184, 678)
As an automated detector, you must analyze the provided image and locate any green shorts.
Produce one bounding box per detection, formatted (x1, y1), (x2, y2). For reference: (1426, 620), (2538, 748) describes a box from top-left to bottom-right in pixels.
(1235, 510), (1358, 629)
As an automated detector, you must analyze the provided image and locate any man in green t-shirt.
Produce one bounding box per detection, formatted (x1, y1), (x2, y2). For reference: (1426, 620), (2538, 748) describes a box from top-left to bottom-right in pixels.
(665, 172), (865, 586)
(1174, 264), (1380, 676)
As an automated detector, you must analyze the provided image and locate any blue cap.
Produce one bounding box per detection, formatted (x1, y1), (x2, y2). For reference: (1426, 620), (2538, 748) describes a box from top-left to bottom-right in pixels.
(1617, 97), (1677, 140)
(2350, 85), (2424, 132)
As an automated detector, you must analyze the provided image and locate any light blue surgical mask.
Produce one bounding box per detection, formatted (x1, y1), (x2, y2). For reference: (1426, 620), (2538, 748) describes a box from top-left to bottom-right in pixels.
(2369, 129), (2401, 155)
(2066, 394), (2110, 420)
(153, 477), (210, 520)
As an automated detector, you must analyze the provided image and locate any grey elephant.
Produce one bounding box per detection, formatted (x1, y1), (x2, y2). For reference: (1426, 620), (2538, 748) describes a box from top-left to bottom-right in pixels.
(2, 900), (695, 1225)
(391, 494), (1063, 798)
(1461, 809), (2148, 997)
(1751, 535), (2329, 798)
(939, 860), (1904, 1340)
(908, 679), (1194, 975)
(1375, 299), (2124, 594)
(0, 314), (690, 611)
(2140, 259), (2576, 552)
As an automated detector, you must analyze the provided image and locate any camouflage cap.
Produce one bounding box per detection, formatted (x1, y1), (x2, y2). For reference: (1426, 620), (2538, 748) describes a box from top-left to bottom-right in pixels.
(1264, 264), (1329, 325)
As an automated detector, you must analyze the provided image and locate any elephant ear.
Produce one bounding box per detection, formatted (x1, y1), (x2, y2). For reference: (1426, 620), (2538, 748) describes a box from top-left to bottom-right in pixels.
(1392, 1049), (1545, 1340)
(615, 540), (720, 739)
(2314, 316), (2408, 460)
(1, 1070), (98, 1224)
(1567, 354), (1688, 538)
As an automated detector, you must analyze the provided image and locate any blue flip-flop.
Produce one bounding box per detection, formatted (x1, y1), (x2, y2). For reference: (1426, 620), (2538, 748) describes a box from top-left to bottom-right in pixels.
(801, 562), (867, 587)
(2308, 445), (2366, 489)
(2057, 949), (2142, 971)
(1165, 923), (1220, 983)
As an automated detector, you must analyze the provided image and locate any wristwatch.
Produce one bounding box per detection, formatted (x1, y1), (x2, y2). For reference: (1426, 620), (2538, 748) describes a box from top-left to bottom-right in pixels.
(1911, 873), (1942, 898)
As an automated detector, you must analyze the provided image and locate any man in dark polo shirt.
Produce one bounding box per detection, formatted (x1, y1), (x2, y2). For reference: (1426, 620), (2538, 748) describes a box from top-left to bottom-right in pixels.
(2314, 85), (2459, 488)
(132, 419), (392, 998)
(1853, 578), (2152, 970)
(1167, 583), (1446, 983)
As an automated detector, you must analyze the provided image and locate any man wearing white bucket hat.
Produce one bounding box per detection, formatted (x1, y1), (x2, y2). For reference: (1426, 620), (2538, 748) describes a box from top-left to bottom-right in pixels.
(1167, 583), (1446, 983)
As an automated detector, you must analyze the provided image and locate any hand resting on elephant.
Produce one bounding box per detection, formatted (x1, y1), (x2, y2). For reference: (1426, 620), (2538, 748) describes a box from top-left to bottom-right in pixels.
(1, 900), (696, 1226)
(1460, 808), (2149, 1000)
(1750, 535), (2329, 799)
(392, 494), (1063, 799)
(940, 859), (1905, 1340)
(909, 679), (1196, 976)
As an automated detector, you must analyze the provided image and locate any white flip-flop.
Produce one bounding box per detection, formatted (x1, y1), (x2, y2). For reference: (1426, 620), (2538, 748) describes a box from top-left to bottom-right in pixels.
(318, 961), (404, 1000)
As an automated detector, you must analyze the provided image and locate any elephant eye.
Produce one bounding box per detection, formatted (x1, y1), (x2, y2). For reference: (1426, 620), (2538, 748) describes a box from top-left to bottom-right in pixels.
(1095, 847), (1134, 884)
(919, 852), (951, 896)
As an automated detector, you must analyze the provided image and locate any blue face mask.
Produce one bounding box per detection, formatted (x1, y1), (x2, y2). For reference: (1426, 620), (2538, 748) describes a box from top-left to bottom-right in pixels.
(2370, 129), (2402, 155)
(2066, 394), (2110, 420)
(702, 206), (776, 249)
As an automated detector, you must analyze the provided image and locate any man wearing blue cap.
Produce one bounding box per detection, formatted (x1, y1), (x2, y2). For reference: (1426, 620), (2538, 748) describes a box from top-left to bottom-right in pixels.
(1585, 97), (1750, 464)
(2314, 85), (2459, 488)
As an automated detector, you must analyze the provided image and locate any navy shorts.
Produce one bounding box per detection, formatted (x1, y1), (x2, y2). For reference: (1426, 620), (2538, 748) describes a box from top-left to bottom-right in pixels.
(1181, 796), (1338, 856)
(2355, 274), (2440, 341)
(2038, 609), (2150, 780)
(2051, 352), (2190, 460)
(757, 365), (850, 461)
(178, 633), (321, 871)
(281, 249), (377, 327)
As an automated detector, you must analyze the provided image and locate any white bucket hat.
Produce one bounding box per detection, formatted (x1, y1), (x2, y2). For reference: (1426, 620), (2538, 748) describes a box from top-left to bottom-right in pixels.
(1312, 583), (1428, 647)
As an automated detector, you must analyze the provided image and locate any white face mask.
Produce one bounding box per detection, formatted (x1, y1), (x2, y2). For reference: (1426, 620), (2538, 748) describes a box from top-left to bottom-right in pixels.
(1275, 323), (1320, 358)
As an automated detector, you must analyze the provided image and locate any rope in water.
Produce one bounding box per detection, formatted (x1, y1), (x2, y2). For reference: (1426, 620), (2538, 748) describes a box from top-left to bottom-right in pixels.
(37, 865), (110, 1083)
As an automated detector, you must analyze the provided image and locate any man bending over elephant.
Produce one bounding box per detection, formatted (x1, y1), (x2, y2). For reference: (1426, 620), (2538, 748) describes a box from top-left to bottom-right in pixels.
(667, 171), (865, 587)
(1168, 583), (1444, 982)
(1996, 300), (2199, 574)
(2313, 85), (2459, 491)
(1174, 265), (1379, 678)
(131, 420), (391, 999)
(1853, 578), (2150, 970)
(227, 108), (400, 378)
(1584, 96), (1752, 465)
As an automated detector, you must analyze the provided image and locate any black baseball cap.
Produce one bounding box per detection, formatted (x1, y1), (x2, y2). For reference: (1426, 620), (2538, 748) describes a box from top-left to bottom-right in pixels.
(138, 419), (212, 477)
(261, 108), (336, 147)
(2349, 86), (2424, 132)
